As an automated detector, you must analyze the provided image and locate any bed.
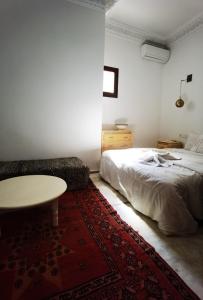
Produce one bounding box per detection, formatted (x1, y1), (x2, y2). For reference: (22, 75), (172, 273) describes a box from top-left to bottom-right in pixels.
(100, 147), (203, 235)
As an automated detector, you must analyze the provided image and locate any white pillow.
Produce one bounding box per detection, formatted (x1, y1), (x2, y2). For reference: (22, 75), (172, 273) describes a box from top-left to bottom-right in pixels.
(195, 134), (203, 154)
(184, 133), (199, 151)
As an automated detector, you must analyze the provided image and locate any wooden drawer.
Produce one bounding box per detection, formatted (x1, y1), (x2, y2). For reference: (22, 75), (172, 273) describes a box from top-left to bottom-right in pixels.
(103, 133), (132, 143)
(101, 130), (133, 152)
(157, 140), (182, 149)
(102, 140), (132, 150)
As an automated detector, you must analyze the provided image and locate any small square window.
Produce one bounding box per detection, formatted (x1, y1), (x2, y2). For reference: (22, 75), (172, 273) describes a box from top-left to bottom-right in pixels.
(103, 66), (119, 98)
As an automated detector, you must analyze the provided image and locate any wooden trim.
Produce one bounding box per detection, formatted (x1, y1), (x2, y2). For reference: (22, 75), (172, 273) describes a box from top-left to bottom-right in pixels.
(103, 66), (119, 98)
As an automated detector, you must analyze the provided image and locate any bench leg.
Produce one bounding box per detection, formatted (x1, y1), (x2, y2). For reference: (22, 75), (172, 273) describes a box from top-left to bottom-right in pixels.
(51, 199), (58, 227)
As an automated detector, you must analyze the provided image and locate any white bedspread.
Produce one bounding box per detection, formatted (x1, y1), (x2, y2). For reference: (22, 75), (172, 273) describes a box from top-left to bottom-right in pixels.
(100, 148), (203, 235)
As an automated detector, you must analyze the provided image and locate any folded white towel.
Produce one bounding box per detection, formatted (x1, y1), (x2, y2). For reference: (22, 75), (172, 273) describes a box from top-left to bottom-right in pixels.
(139, 151), (181, 167)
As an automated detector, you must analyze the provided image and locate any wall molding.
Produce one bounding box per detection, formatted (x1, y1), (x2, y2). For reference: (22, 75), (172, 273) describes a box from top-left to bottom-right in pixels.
(106, 18), (165, 43)
(67, 0), (203, 43)
(66, 0), (119, 12)
(168, 12), (203, 42)
(106, 13), (203, 44)
(105, 0), (120, 11)
(66, 0), (104, 11)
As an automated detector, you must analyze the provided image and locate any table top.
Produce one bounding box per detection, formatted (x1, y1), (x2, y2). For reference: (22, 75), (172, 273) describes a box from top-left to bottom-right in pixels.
(0, 175), (67, 209)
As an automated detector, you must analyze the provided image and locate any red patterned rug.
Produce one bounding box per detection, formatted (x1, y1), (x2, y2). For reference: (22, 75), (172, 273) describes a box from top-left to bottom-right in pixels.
(0, 181), (200, 300)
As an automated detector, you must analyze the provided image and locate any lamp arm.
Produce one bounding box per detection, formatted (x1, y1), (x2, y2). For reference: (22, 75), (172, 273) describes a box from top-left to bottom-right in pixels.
(175, 79), (186, 108)
(179, 79), (186, 98)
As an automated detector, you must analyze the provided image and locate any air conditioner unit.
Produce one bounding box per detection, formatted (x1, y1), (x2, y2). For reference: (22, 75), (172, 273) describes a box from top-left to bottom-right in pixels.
(141, 41), (170, 64)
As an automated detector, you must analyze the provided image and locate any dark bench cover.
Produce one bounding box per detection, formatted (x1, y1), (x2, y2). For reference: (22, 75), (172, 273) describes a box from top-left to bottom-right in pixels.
(0, 157), (89, 191)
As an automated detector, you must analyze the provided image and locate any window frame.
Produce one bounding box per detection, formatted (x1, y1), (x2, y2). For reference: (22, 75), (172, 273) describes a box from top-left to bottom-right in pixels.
(103, 66), (119, 98)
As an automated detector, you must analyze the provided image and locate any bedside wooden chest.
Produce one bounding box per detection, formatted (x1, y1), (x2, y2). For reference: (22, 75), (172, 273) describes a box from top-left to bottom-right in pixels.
(157, 139), (183, 149)
(101, 130), (133, 152)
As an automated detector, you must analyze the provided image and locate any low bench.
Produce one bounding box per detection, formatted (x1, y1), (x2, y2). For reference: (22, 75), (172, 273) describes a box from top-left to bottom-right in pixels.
(0, 157), (89, 191)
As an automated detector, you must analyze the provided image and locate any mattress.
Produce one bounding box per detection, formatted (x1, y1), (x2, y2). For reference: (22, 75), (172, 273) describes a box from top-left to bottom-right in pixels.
(100, 148), (203, 235)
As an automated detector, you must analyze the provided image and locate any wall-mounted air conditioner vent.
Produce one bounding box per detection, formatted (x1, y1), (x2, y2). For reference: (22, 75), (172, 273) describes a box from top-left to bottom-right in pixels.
(141, 41), (170, 64)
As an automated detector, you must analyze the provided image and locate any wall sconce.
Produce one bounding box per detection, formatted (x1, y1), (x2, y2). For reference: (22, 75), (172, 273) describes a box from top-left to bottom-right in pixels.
(175, 79), (186, 108)
(175, 74), (192, 108)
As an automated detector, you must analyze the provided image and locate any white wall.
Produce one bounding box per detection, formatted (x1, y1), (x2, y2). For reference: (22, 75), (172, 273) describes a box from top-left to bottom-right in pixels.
(160, 25), (203, 140)
(0, 0), (105, 170)
(103, 32), (163, 147)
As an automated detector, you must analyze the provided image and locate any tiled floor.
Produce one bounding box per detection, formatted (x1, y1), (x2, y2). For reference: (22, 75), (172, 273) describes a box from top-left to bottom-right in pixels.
(91, 173), (203, 299)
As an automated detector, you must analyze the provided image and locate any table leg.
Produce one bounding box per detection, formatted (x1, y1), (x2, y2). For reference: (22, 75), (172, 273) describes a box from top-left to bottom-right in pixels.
(52, 199), (58, 227)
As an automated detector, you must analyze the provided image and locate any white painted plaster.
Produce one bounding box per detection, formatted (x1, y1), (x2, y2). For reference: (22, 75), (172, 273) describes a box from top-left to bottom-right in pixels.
(102, 32), (162, 147)
(160, 25), (203, 140)
(0, 0), (105, 170)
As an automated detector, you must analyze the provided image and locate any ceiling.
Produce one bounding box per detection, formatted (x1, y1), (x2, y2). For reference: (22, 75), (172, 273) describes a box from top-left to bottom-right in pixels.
(106, 0), (203, 43)
(1, 0), (203, 43)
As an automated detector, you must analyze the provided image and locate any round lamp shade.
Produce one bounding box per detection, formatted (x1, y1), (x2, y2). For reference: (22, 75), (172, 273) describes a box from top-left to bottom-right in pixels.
(175, 98), (184, 108)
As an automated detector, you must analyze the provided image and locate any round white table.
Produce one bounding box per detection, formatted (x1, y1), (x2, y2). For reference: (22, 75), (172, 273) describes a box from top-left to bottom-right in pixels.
(0, 175), (67, 233)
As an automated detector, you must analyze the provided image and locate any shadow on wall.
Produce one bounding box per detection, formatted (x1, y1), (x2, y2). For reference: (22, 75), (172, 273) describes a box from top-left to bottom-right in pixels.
(0, 129), (45, 161)
(177, 93), (195, 111)
(80, 149), (102, 172)
(187, 102), (195, 111)
(0, 128), (101, 171)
